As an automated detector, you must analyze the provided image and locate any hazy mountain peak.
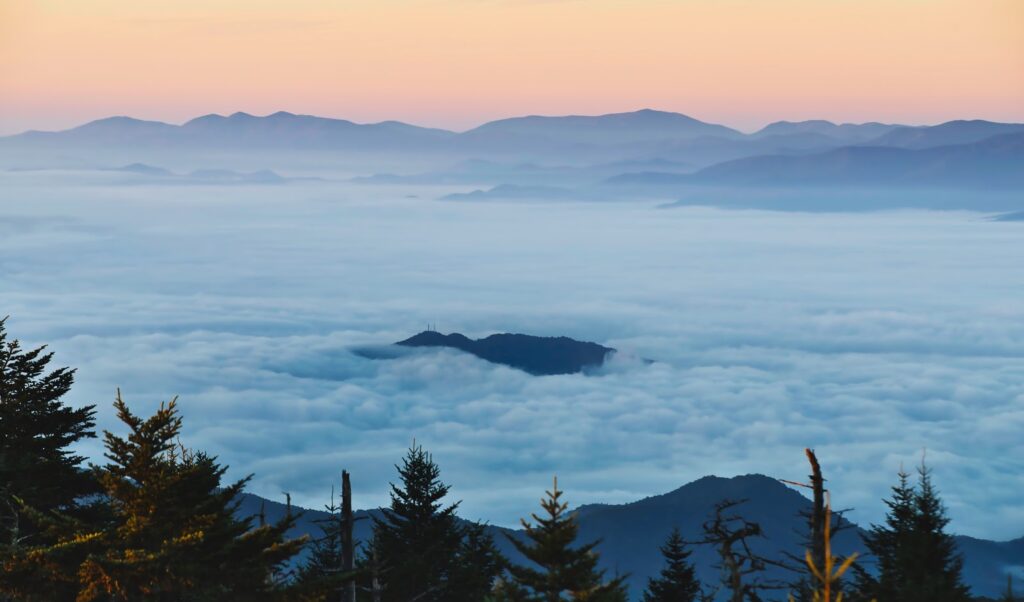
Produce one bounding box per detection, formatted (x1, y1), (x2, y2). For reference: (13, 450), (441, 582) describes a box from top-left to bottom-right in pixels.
(70, 115), (174, 131)
(182, 113), (227, 126)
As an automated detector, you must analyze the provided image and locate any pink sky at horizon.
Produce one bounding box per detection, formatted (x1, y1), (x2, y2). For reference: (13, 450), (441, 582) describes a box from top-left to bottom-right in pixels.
(1, 0), (1022, 136)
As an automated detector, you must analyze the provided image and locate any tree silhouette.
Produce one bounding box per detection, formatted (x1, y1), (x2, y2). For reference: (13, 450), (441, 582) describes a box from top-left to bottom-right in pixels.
(642, 527), (700, 602)
(856, 461), (971, 602)
(17, 392), (306, 601)
(504, 476), (628, 601)
(0, 318), (99, 548)
(372, 442), (502, 601)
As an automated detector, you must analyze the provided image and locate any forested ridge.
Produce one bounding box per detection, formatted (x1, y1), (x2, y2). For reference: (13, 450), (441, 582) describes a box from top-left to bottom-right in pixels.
(0, 319), (1013, 602)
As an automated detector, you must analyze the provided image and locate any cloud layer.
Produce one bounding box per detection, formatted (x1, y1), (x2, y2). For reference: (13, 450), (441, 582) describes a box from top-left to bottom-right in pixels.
(2, 174), (1023, 539)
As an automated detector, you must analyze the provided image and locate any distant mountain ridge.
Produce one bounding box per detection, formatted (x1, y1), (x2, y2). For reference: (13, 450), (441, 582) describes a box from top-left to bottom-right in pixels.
(242, 473), (1024, 600)
(752, 120), (899, 142)
(866, 119), (1024, 149)
(395, 330), (615, 375)
(607, 132), (1024, 190)
(6, 110), (1023, 195)
(8, 110), (454, 150)
(13, 109), (1012, 154)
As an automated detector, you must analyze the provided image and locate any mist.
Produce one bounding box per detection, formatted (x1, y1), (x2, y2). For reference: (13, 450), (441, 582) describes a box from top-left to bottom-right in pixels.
(3, 167), (1022, 540)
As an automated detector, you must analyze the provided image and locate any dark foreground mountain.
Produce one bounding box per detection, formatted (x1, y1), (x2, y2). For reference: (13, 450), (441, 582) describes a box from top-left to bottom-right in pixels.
(395, 330), (615, 375)
(242, 473), (1024, 600)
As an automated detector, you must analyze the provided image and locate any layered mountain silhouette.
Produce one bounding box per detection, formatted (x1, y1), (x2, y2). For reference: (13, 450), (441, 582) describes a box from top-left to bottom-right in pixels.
(608, 132), (1024, 190)
(93, 163), (295, 184)
(866, 119), (1024, 149)
(395, 330), (615, 375)
(9, 111), (454, 150)
(241, 473), (1024, 600)
(6, 109), (1023, 195)
(752, 120), (898, 142)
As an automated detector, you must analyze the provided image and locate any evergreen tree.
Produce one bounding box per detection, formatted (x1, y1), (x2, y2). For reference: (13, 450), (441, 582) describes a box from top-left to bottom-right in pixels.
(449, 522), (507, 600)
(0, 318), (99, 548)
(296, 490), (346, 593)
(11, 392), (306, 601)
(372, 442), (503, 602)
(504, 477), (628, 601)
(642, 527), (700, 602)
(908, 463), (971, 601)
(1002, 575), (1017, 602)
(855, 467), (915, 600)
(856, 463), (971, 602)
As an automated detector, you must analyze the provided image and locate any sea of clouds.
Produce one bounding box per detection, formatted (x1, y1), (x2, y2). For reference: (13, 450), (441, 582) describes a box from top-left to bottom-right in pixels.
(2, 172), (1023, 540)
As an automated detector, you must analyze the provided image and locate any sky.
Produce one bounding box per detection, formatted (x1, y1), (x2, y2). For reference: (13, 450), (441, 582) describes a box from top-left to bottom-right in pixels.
(1, 0), (1023, 135)
(2, 170), (1023, 541)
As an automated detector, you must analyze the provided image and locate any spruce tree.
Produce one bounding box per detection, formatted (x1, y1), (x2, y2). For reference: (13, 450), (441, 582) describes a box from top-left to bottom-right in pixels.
(642, 527), (700, 602)
(0, 318), (98, 548)
(504, 477), (628, 601)
(15, 392), (306, 601)
(908, 463), (971, 601)
(296, 490), (346, 593)
(449, 522), (506, 600)
(1002, 575), (1017, 602)
(372, 442), (502, 601)
(857, 463), (971, 602)
(856, 467), (915, 600)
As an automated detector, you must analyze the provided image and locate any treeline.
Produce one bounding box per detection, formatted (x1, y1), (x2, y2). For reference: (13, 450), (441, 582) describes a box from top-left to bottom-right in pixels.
(0, 319), (1013, 602)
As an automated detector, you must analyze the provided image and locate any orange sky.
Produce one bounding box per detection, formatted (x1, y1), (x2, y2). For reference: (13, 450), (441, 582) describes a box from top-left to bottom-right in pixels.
(1, 0), (1022, 134)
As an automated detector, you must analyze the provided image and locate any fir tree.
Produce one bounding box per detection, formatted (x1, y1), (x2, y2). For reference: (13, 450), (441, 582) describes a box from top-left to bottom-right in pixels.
(908, 462), (971, 601)
(1002, 575), (1017, 602)
(642, 527), (700, 602)
(15, 392), (306, 601)
(372, 442), (502, 601)
(0, 318), (98, 548)
(296, 480), (363, 602)
(856, 462), (971, 602)
(296, 489), (347, 593)
(449, 522), (507, 600)
(855, 467), (915, 600)
(504, 477), (628, 601)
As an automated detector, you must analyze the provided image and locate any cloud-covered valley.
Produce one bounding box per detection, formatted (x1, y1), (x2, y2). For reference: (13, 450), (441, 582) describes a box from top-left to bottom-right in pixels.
(2, 173), (1023, 540)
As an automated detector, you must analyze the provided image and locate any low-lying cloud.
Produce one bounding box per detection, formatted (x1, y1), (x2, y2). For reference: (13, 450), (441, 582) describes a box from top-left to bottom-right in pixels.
(2, 173), (1022, 539)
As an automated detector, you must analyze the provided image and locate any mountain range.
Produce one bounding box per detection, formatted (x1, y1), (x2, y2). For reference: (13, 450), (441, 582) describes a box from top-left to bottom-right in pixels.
(609, 132), (1024, 190)
(242, 473), (1024, 600)
(5, 109), (1023, 199)
(7, 109), (1020, 158)
(7, 111), (453, 150)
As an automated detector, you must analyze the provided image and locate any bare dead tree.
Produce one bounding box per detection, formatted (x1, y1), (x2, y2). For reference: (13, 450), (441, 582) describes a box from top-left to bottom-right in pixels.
(689, 499), (793, 602)
(341, 470), (356, 602)
(780, 449), (860, 602)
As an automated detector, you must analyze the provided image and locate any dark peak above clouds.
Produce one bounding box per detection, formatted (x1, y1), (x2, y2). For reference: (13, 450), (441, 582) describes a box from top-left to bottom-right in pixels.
(395, 330), (615, 375)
